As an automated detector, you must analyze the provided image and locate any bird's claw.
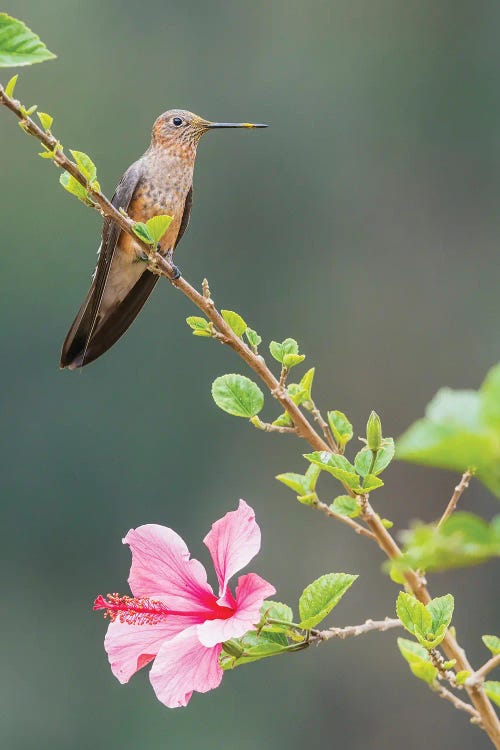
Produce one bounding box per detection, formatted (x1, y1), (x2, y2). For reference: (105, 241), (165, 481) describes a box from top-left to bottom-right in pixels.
(170, 264), (181, 280)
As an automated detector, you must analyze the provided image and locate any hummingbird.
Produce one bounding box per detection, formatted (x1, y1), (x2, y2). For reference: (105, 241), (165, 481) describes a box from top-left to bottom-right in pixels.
(60, 109), (267, 369)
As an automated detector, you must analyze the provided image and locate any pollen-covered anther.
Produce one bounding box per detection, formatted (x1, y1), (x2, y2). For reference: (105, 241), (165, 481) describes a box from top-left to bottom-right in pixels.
(93, 592), (173, 625)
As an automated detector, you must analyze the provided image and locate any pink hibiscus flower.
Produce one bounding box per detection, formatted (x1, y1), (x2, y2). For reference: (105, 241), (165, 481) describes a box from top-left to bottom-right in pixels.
(94, 500), (275, 707)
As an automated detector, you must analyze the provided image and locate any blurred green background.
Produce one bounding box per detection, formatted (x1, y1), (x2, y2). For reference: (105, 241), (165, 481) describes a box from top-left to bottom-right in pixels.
(1, 1), (499, 748)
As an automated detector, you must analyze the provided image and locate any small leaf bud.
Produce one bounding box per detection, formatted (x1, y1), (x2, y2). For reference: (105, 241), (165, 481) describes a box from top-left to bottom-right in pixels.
(366, 411), (382, 451)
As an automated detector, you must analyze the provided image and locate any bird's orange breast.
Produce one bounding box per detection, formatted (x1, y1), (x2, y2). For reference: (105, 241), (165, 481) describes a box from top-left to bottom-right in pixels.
(119, 149), (195, 259)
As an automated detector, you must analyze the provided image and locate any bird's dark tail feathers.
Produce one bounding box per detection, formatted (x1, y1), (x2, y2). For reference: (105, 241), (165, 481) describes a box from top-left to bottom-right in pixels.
(60, 270), (159, 369)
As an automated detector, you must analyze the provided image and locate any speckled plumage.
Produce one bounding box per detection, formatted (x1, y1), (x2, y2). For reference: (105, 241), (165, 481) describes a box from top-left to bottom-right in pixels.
(60, 110), (266, 369)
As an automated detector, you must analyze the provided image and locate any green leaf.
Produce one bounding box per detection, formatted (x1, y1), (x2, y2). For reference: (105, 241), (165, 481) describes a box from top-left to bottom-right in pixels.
(327, 410), (353, 447)
(38, 140), (61, 160)
(271, 411), (293, 427)
(276, 472), (311, 495)
(221, 310), (247, 337)
(299, 368), (315, 403)
(396, 365), (500, 497)
(260, 600), (294, 635)
(4, 73), (17, 97)
(361, 474), (384, 492)
(389, 563), (406, 585)
(396, 592), (454, 649)
(186, 316), (212, 337)
(397, 638), (438, 684)
(276, 464), (320, 497)
(304, 450), (383, 493)
(355, 439), (395, 477)
(0, 13), (56, 67)
(272, 411), (293, 427)
(482, 635), (500, 655)
(282, 353), (305, 369)
(286, 383), (307, 406)
(145, 214), (173, 244)
(483, 681), (500, 707)
(305, 463), (322, 487)
(132, 221), (155, 245)
(305, 450), (355, 475)
(37, 111), (53, 131)
(282, 376), (313, 411)
(297, 492), (317, 506)
(69, 150), (97, 184)
(220, 630), (289, 670)
(212, 374), (264, 418)
(59, 172), (92, 206)
(330, 495), (360, 518)
(455, 670), (471, 685)
(426, 594), (454, 644)
(269, 338), (299, 364)
(480, 363), (500, 430)
(396, 593), (432, 640)
(298, 573), (357, 629)
(245, 328), (261, 349)
(392, 512), (500, 573)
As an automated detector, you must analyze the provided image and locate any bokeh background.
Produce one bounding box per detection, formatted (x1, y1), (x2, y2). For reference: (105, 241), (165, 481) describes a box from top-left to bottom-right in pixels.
(1, 2), (499, 749)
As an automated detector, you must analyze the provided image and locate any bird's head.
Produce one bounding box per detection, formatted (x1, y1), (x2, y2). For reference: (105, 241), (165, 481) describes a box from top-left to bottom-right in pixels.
(151, 109), (267, 150)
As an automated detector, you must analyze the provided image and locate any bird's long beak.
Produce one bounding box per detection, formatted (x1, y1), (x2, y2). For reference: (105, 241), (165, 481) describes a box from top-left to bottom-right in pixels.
(207, 122), (268, 129)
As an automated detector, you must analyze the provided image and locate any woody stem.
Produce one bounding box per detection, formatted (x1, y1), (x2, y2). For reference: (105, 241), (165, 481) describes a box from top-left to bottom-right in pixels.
(1, 86), (499, 748)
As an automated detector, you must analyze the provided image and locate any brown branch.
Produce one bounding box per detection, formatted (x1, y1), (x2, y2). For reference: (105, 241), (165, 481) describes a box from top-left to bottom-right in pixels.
(438, 470), (473, 528)
(434, 684), (481, 723)
(1, 85), (499, 748)
(356, 494), (500, 746)
(312, 617), (401, 642)
(314, 498), (375, 540)
(468, 654), (500, 686)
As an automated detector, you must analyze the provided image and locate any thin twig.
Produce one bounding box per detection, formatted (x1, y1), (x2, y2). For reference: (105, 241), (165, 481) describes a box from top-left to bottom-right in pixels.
(312, 617), (401, 642)
(1, 86), (499, 748)
(467, 654), (500, 686)
(434, 684), (481, 723)
(438, 470), (473, 528)
(314, 499), (375, 540)
(310, 404), (337, 451)
(252, 417), (297, 435)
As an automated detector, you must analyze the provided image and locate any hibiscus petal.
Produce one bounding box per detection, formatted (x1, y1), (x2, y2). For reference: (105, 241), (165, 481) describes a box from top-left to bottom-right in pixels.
(150, 628), (223, 707)
(104, 615), (199, 684)
(203, 500), (261, 599)
(197, 573), (276, 648)
(124, 525), (216, 612)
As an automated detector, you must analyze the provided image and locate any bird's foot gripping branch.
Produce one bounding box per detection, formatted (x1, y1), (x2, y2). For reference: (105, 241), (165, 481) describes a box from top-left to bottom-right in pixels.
(1, 12), (500, 747)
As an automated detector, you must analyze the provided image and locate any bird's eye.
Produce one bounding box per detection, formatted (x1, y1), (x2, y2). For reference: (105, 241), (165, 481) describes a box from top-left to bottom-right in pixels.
(172, 117), (183, 127)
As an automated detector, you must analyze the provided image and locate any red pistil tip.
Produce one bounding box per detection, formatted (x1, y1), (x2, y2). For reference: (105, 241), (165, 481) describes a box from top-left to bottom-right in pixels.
(92, 592), (173, 626)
